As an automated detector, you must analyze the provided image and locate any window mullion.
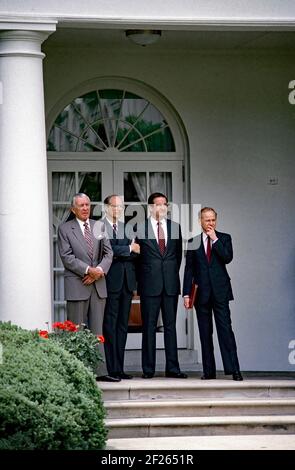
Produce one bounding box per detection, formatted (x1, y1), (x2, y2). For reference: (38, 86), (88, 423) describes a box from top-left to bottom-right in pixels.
(115, 101), (150, 150)
(72, 102), (108, 150)
(119, 124), (169, 152)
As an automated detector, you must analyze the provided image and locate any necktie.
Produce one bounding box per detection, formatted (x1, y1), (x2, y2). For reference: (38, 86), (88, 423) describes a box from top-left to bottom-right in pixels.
(83, 222), (94, 260)
(113, 223), (117, 239)
(157, 222), (166, 255)
(206, 236), (211, 262)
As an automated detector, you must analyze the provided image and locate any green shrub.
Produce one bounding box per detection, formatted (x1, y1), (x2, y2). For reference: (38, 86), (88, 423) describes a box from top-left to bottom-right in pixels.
(47, 321), (104, 374)
(0, 322), (107, 450)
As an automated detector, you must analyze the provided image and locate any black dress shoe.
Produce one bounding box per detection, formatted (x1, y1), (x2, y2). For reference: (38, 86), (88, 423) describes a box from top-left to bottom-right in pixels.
(201, 374), (216, 380)
(142, 373), (154, 379)
(96, 375), (121, 382)
(165, 371), (188, 379)
(232, 372), (243, 381)
(119, 373), (133, 380)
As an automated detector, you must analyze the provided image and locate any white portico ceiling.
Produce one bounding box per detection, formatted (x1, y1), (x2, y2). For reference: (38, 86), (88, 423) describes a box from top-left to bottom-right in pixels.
(43, 27), (295, 52)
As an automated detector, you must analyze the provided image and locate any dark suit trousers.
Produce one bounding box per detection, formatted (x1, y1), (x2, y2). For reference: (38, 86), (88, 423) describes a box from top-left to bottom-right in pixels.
(196, 297), (240, 376)
(103, 283), (132, 376)
(141, 293), (180, 375)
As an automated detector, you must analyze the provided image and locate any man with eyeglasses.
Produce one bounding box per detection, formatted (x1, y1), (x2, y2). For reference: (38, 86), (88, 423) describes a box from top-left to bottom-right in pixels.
(137, 192), (187, 379)
(99, 194), (140, 382)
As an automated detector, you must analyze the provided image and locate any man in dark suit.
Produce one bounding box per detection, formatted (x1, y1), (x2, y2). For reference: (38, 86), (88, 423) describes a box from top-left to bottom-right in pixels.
(102, 194), (140, 381)
(183, 207), (243, 381)
(57, 193), (113, 378)
(137, 192), (187, 379)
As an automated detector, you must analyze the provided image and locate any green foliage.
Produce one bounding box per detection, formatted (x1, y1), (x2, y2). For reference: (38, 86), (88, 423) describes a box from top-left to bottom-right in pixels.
(49, 322), (103, 374)
(0, 322), (107, 450)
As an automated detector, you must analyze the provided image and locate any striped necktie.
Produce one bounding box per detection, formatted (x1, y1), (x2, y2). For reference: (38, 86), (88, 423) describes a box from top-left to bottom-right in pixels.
(157, 222), (166, 255)
(83, 222), (94, 260)
(113, 223), (117, 239)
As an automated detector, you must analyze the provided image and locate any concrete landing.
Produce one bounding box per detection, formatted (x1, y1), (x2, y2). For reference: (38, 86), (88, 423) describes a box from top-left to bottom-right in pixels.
(107, 434), (295, 450)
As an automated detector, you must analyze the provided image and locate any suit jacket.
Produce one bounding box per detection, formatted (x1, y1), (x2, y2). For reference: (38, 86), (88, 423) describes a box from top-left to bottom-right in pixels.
(103, 219), (138, 293)
(137, 218), (182, 296)
(183, 230), (234, 304)
(58, 218), (113, 301)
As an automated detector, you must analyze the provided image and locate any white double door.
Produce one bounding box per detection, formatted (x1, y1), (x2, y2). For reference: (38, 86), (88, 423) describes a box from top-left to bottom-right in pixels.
(48, 159), (187, 349)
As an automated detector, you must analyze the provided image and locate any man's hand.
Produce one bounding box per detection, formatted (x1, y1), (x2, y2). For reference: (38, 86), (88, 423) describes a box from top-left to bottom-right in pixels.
(130, 241), (140, 254)
(82, 274), (96, 285)
(206, 226), (218, 241)
(183, 296), (190, 309)
(88, 267), (105, 280)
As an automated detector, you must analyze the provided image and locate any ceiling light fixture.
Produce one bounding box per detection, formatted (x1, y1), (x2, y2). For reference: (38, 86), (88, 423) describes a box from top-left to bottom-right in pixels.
(125, 29), (162, 46)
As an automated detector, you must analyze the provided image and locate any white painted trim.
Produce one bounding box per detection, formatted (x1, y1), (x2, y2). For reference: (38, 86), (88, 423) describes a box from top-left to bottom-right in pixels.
(1, 14), (295, 31)
(47, 152), (183, 161)
(58, 19), (295, 31)
(0, 20), (57, 31)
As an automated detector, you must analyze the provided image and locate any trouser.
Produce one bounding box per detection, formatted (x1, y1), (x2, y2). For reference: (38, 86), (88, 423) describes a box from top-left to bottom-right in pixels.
(103, 283), (132, 376)
(141, 292), (180, 375)
(196, 297), (240, 376)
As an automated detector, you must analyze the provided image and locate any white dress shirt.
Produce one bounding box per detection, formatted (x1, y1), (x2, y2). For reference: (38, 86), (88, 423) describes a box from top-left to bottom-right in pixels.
(76, 217), (90, 235)
(202, 232), (218, 251)
(150, 216), (168, 245)
(76, 217), (102, 274)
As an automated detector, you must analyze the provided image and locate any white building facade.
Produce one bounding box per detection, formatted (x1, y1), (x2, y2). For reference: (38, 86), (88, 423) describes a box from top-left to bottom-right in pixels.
(1, 1), (295, 371)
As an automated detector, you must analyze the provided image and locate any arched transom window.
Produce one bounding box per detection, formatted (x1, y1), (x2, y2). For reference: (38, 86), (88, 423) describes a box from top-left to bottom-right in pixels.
(47, 89), (175, 152)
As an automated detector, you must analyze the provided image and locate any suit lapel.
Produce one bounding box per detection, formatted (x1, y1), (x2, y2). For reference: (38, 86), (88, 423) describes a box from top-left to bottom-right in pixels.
(71, 218), (88, 252)
(195, 234), (206, 262)
(90, 219), (100, 260)
(117, 220), (126, 242)
(101, 217), (114, 243)
(163, 219), (171, 257)
(147, 219), (162, 255)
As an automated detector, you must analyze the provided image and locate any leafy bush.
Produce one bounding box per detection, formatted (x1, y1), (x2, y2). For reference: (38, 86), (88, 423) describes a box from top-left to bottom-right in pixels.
(44, 321), (104, 374)
(0, 322), (107, 450)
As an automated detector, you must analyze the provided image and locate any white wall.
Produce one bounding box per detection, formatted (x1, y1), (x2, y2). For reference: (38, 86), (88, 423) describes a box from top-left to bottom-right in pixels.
(43, 41), (295, 371)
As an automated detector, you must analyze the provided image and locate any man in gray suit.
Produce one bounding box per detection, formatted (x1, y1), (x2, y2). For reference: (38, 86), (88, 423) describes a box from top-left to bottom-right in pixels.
(58, 193), (113, 378)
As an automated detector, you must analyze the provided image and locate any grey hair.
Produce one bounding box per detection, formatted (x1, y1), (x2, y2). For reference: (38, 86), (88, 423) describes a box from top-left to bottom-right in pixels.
(71, 193), (90, 207)
(198, 207), (217, 218)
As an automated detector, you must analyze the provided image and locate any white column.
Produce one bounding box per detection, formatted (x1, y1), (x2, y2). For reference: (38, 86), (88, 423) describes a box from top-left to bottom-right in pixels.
(0, 28), (55, 330)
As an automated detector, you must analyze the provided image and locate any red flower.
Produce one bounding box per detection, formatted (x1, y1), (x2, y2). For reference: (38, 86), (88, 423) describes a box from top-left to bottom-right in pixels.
(63, 320), (79, 332)
(39, 330), (49, 339)
(52, 322), (65, 330)
(52, 320), (78, 332)
(97, 335), (105, 343)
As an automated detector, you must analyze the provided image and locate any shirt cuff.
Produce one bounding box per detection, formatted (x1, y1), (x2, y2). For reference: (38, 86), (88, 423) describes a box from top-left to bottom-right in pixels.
(85, 266), (90, 274)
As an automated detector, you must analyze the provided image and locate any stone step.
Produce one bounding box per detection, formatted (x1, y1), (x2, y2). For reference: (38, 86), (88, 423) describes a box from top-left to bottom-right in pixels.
(106, 434), (295, 450)
(99, 378), (295, 401)
(105, 397), (295, 419)
(105, 415), (295, 439)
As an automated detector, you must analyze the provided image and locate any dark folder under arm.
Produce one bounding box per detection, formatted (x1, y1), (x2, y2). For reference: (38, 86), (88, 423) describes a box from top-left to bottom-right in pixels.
(188, 283), (198, 308)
